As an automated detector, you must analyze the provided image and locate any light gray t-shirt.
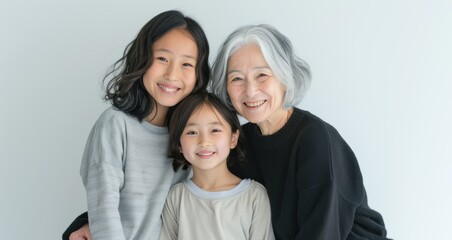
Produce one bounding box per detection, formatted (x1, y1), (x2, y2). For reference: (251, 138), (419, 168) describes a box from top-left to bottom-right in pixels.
(160, 179), (275, 240)
(80, 107), (189, 240)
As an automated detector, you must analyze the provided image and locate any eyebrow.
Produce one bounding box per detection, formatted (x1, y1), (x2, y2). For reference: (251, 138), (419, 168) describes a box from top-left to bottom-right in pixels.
(154, 48), (197, 60)
(227, 66), (271, 75)
(185, 121), (223, 127)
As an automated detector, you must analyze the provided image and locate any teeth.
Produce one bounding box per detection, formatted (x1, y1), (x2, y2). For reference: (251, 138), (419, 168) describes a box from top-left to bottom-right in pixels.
(158, 84), (178, 92)
(245, 100), (265, 107)
(197, 152), (213, 156)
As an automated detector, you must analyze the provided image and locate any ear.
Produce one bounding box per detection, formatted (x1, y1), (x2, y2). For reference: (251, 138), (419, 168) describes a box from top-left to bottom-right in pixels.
(230, 130), (239, 149)
(179, 146), (183, 153)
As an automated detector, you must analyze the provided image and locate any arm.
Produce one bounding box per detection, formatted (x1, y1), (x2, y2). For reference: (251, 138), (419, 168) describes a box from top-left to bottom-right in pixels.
(295, 178), (388, 239)
(249, 183), (275, 240)
(296, 182), (357, 239)
(294, 121), (387, 239)
(159, 190), (178, 240)
(80, 113), (126, 240)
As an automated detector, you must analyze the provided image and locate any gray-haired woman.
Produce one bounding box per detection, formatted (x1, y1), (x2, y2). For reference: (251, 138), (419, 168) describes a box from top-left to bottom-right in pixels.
(211, 24), (390, 240)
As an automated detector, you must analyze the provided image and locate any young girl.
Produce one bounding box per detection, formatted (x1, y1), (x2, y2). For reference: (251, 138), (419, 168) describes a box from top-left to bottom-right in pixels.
(159, 92), (275, 240)
(63, 10), (210, 240)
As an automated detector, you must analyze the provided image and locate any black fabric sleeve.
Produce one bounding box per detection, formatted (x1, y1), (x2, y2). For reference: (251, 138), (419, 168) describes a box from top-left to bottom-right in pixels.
(348, 191), (389, 239)
(292, 119), (388, 239)
(296, 183), (356, 239)
(291, 120), (359, 239)
(62, 212), (89, 240)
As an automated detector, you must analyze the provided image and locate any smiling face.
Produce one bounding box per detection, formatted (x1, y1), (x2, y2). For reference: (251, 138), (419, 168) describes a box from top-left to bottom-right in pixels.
(226, 44), (287, 126)
(179, 103), (239, 172)
(142, 28), (198, 112)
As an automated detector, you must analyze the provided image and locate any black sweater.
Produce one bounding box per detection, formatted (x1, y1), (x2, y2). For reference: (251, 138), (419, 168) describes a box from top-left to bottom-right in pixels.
(230, 108), (389, 240)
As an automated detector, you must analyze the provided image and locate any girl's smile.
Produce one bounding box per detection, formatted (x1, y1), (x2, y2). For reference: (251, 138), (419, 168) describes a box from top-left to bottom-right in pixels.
(179, 103), (238, 172)
(142, 28), (198, 124)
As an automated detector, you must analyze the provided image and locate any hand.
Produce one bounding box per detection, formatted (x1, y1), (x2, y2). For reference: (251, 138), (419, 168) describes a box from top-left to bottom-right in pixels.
(69, 224), (91, 240)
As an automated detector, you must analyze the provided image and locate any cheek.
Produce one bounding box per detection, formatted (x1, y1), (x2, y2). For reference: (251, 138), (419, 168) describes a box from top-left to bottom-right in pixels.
(227, 87), (240, 103)
(229, 95), (242, 111)
(142, 66), (157, 87)
(278, 85), (287, 102)
(267, 82), (285, 101)
(143, 62), (159, 78)
(179, 138), (189, 153)
(185, 71), (197, 89)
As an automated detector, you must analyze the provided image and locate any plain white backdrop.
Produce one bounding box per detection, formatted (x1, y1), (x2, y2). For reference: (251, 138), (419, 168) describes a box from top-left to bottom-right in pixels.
(1, 0), (451, 239)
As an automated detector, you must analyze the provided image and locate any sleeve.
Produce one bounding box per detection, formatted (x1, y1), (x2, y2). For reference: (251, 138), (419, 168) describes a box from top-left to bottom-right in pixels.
(79, 113), (127, 240)
(349, 190), (389, 239)
(61, 212), (88, 240)
(249, 183), (276, 240)
(293, 122), (387, 239)
(295, 182), (357, 239)
(159, 189), (179, 240)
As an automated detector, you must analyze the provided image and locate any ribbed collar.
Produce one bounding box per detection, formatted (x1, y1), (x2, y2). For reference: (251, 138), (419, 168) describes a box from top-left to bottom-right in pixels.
(185, 178), (252, 200)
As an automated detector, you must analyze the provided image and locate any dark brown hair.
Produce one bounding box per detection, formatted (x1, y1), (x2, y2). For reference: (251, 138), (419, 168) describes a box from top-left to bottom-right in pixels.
(168, 92), (245, 171)
(103, 10), (210, 123)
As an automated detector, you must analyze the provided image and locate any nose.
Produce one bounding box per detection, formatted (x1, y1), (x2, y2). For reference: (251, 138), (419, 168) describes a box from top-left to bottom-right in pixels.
(165, 63), (181, 81)
(245, 79), (258, 97)
(198, 132), (211, 147)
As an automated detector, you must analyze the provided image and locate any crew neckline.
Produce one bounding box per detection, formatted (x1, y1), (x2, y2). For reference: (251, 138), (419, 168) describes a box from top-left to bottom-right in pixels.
(185, 178), (252, 200)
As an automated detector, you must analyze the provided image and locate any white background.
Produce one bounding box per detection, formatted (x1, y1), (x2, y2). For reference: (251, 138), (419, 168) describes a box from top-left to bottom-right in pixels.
(1, 0), (451, 239)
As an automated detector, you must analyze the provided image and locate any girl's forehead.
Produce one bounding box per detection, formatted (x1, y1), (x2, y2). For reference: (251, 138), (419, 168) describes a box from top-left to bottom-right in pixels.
(189, 103), (227, 125)
(157, 28), (194, 43)
(152, 28), (198, 55)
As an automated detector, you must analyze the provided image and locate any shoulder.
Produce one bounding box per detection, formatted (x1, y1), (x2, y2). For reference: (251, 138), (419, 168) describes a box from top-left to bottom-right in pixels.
(244, 180), (269, 200)
(91, 107), (138, 133)
(292, 107), (355, 157)
(290, 108), (336, 169)
(165, 181), (188, 203)
(167, 181), (187, 195)
(241, 180), (271, 209)
(97, 107), (135, 124)
(249, 180), (267, 192)
(294, 109), (364, 204)
(293, 108), (337, 143)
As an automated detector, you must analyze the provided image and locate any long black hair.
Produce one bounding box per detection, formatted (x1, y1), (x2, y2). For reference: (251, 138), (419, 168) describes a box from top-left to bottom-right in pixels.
(104, 10), (210, 122)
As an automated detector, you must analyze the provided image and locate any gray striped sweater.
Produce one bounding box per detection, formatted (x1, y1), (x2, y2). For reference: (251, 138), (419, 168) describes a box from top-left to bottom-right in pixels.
(80, 107), (189, 240)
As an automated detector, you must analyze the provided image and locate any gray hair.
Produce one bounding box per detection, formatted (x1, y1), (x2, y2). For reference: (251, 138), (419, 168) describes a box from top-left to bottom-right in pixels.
(210, 24), (312, 109)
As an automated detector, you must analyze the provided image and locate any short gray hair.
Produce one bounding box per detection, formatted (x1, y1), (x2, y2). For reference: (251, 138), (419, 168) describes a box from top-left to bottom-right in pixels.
(210, 24), (312, 110)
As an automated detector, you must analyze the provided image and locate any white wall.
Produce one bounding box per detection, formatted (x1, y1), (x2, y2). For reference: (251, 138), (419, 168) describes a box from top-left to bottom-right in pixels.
(1, 0), (451, 239)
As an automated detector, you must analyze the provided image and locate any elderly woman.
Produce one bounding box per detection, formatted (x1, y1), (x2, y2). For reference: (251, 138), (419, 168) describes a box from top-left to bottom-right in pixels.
(210, 24), (389, 240)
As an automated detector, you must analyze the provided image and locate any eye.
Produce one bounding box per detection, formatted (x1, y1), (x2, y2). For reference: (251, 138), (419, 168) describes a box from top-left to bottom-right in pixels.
(185, 130), (197, 135)
(256, 72), (271, 82)
(229, 76), (243, 82)
(257, 72), (271, 79)
(183, 62), (194, 68)
(156, 57), (168, 62)
(211, 128), (222, 133)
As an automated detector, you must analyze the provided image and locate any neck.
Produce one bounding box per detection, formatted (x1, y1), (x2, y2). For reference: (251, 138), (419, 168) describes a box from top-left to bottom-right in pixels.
(191, 167), (241, 192)
(145, 105), (169, 126)
(257, 107), (293, 135)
